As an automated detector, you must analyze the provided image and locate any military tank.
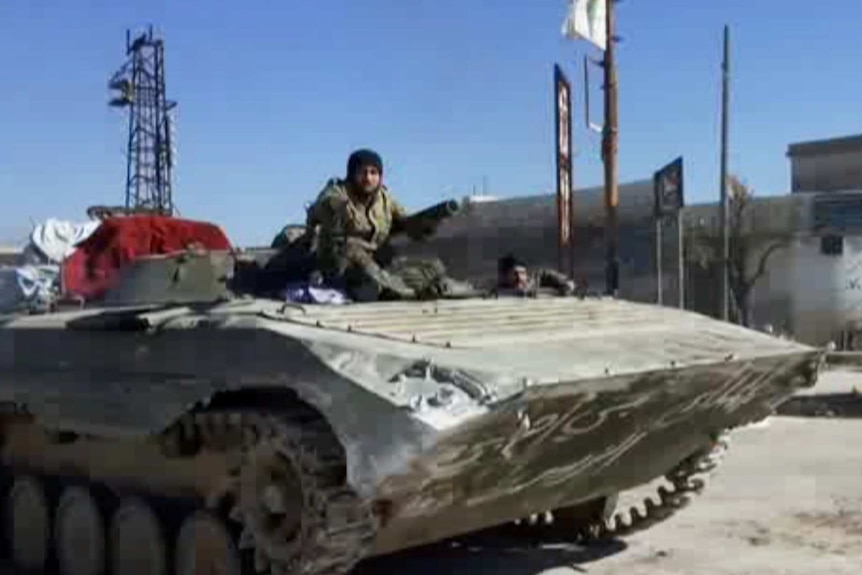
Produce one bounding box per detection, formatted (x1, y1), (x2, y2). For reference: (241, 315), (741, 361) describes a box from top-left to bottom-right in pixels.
(0, 215), (823, 575)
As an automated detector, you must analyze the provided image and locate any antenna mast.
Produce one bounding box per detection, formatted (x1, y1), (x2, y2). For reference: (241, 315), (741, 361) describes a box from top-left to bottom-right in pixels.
(108, 26), (177, 215)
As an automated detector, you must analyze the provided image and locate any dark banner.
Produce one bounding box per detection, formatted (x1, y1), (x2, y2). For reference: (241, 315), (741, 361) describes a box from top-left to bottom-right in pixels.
(554, 64), (574, 275)
(653, 156), (684, 219)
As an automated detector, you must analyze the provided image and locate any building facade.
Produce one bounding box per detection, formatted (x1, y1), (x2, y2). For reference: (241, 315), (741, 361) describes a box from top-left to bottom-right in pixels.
(789, 133), (862, 194)
(682, 191), (862, 346)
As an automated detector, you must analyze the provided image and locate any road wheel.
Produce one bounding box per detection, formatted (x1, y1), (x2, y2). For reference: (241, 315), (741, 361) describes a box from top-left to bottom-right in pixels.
(108, 498), (167, 575)
(54, 486), (107, 575)
(5, 476), (51, 573)
(174, 510), (241, 575)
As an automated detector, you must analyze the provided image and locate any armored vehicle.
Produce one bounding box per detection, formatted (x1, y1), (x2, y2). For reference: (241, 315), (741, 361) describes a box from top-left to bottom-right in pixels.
(0, 214), (823, 575)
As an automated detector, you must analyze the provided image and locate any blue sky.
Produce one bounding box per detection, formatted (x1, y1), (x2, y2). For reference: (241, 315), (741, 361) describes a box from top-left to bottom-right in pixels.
(1, 0), (860, 246)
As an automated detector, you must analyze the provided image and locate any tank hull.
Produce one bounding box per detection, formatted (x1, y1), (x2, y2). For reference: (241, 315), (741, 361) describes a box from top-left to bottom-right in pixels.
(371, 351), (815, 552)
(0, 296), (823, 565)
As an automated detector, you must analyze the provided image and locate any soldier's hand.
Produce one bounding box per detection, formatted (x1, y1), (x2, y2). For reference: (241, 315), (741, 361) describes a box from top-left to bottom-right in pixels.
(345, 237), (378, 252)
(406, 225), (435, 242)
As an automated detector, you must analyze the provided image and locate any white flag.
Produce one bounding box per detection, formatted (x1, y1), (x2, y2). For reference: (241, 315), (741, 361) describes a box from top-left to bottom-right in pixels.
(561, 0), (607, 51)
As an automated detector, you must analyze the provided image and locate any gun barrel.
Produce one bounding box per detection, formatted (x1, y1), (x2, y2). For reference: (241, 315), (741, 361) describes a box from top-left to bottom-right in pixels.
(410, 199), (461, 222)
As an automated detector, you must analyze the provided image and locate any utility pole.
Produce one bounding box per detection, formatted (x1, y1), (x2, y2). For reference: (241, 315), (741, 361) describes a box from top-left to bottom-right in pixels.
(562, 0), (618, 292)
(718, 25), (731, 320)
(602, 0), (620, 296)
(678, 210), (685, 309)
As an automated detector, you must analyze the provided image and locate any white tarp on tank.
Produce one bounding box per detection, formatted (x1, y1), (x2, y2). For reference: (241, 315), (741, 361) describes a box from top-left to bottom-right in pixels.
(0, 265), (59, 313)
(0, 217), (99, 313)
(27, 218), (100, 264)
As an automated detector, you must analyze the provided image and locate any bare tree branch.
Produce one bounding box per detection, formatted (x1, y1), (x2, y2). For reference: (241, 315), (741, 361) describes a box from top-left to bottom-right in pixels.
(751, 240), (788, 285)
(685, 175), (792, 326)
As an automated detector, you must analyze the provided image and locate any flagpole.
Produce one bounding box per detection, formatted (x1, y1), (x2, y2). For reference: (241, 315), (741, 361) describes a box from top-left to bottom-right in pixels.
(562, 0), (619, 296)
(602, 0), (619, 296)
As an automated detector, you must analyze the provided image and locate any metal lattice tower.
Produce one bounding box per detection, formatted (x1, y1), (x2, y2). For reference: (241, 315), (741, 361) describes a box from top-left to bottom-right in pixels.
(108, 26), (177, 215)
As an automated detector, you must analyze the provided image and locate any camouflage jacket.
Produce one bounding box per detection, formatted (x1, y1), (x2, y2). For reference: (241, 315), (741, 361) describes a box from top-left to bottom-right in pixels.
(270, 225), (307, 249)
(534, 268), (574, 292)
(495, 268), (575, 297)
(306, 178), (409, 275)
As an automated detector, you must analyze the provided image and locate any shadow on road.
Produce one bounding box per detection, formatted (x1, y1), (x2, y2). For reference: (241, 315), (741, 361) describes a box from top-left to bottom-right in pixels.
(356, 532), (628, 575)
(777, 393), (862, 418)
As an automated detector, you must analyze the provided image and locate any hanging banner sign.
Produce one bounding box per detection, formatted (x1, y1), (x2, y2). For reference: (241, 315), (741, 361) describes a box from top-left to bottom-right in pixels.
(554, 64), (574, 275)
(653, 156), (685, 219)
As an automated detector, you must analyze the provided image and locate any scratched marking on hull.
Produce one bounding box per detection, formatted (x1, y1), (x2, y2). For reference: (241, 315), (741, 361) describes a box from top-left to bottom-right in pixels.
(469, 429), (650, 510)
(381, 355), (813, 519)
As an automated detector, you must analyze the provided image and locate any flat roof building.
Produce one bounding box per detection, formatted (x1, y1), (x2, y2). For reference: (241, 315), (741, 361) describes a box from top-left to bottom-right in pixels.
(788, 133), (862, 194)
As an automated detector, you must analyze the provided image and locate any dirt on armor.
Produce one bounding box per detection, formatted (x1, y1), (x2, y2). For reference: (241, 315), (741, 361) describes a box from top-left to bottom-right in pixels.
(355, 416), (862, 575)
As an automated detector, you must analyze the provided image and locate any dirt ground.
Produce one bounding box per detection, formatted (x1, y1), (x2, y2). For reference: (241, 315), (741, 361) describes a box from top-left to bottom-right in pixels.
(358, 401), (862, 574)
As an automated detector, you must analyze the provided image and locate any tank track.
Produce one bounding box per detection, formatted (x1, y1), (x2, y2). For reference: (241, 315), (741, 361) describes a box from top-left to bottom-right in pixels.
(508, 430), (731, 544)
(1, 404), (378, 575)
(585, 430), (730, 541)
(167, 406), (379, 575)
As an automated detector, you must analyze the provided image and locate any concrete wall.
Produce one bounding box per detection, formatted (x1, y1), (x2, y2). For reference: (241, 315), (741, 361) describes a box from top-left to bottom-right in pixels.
(783, 236), (862, 345)
(740, 233), (862, 346)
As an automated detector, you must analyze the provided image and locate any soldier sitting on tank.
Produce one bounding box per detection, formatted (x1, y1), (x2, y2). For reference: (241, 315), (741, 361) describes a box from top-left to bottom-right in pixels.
(495, 254), (577, 297)
(305, 148), (444, 302)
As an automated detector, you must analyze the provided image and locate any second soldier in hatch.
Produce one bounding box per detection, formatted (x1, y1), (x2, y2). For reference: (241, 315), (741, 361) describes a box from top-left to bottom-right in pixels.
(305, 149), (431, 301)
(495, 254), (577, 297)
